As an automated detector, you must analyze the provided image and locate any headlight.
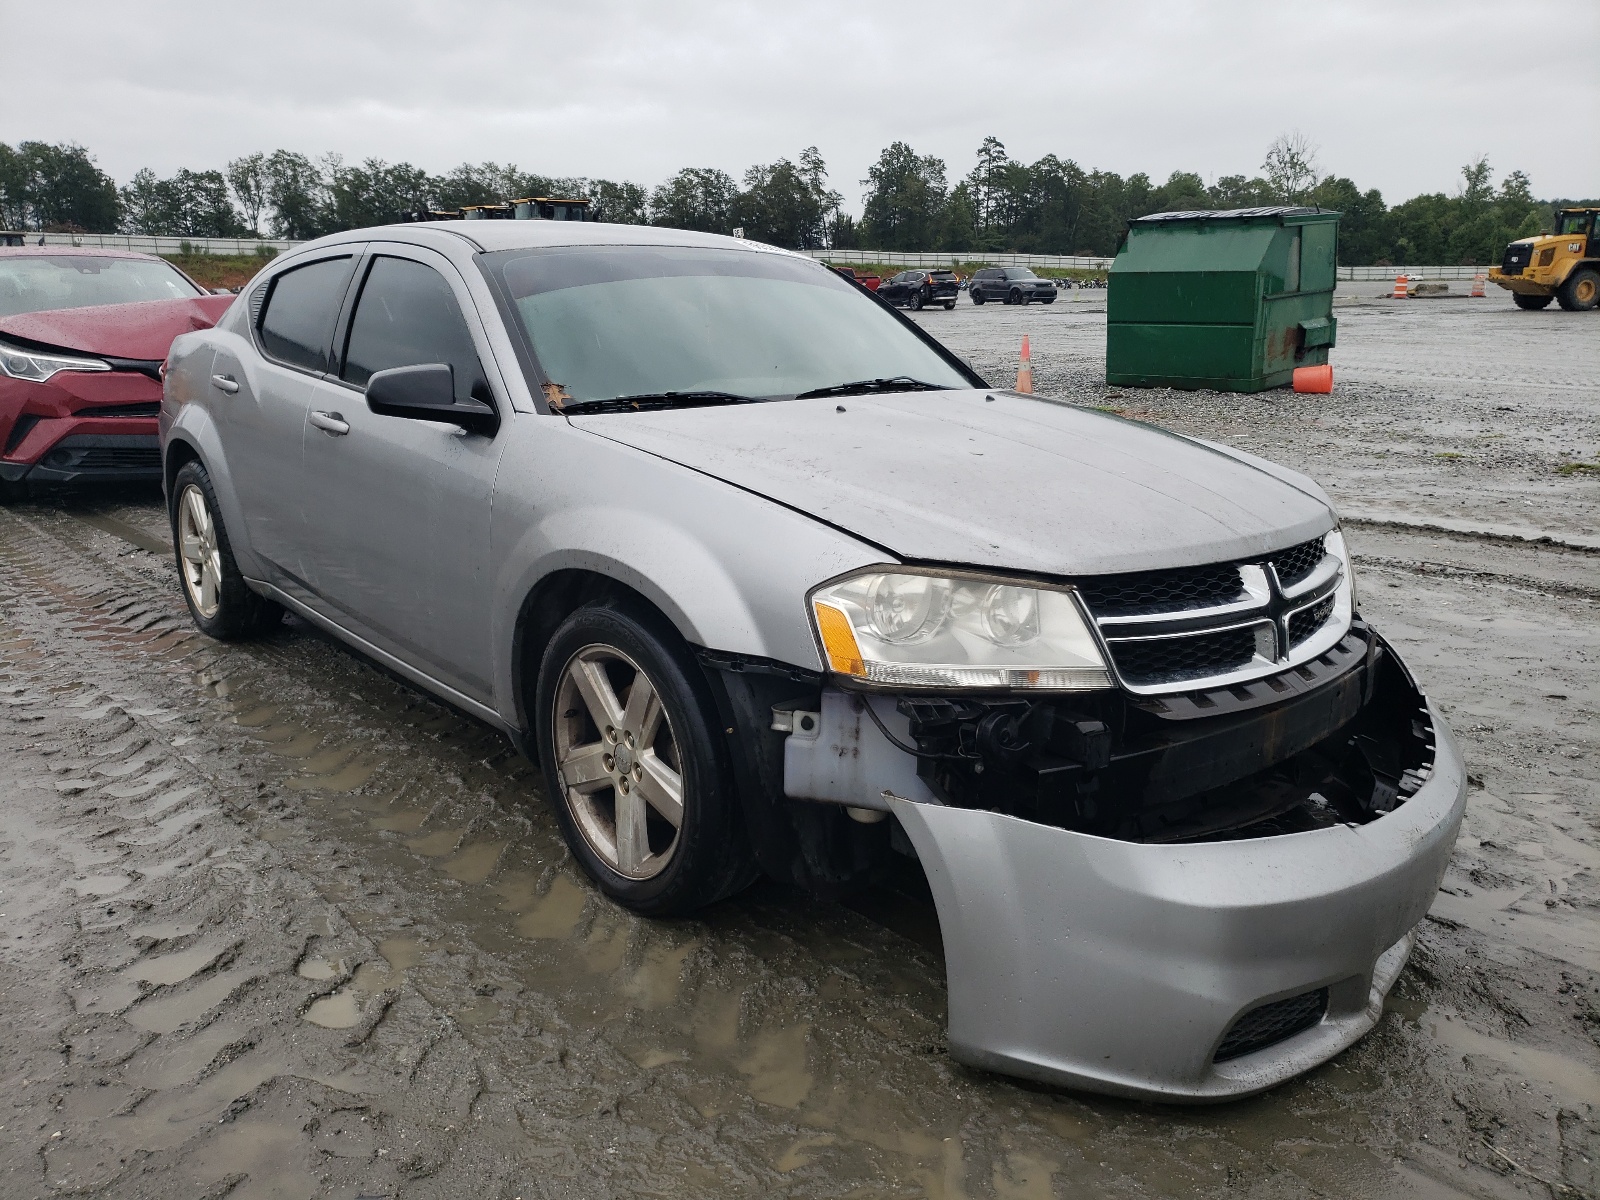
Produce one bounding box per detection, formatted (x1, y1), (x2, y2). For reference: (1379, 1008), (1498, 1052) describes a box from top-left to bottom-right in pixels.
(0, 339), (111, 383)
(809, 568), (1112, 690)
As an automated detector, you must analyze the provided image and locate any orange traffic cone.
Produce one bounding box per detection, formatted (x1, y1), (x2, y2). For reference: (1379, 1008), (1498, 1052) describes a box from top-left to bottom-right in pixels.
(1471, 273), (1486, 297)
(1392, 274), (1409, 299)
(1293, 364), (1333, 394)
(1016, 335), (1033, 394)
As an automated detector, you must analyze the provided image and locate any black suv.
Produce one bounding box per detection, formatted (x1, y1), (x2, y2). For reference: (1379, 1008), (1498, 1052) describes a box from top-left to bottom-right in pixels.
(879, 269), (960, 310)
(969, 267), (1057, 305)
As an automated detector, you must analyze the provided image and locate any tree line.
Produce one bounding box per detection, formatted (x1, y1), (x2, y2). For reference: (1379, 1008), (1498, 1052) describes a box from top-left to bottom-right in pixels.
(0, 134), (1588, 266)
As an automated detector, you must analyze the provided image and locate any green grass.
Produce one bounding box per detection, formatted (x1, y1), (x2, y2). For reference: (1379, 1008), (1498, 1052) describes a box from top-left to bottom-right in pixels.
(161, 250), (276, 291)
(1556, 461), (1600, 476)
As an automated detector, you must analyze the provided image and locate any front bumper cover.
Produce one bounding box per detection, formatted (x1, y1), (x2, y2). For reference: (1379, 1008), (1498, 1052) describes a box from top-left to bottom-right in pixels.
(887, 703), (1464, 1101)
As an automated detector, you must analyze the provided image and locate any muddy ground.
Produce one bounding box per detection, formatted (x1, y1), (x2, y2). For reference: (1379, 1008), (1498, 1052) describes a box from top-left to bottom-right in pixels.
(0, 295), (1596, 1199)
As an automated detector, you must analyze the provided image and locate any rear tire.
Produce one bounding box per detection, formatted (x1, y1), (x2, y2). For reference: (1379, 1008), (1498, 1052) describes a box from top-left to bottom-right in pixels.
(535, 600), (757, 916)
(1513, 292), (1554, 310)
(169, 460), (282, 640)
(1557, 268), (1598, 312)
(943, 300), (956, 310)
(909, 288), (924, 311)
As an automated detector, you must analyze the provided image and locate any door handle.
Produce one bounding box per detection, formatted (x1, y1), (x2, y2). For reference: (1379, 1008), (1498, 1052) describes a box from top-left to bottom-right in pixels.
(211, 373), (240, 394)
(309, 410), (350, 436)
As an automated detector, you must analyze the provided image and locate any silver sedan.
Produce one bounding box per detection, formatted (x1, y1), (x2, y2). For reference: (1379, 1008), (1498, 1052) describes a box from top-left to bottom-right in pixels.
(162, 220), (1464, 1101)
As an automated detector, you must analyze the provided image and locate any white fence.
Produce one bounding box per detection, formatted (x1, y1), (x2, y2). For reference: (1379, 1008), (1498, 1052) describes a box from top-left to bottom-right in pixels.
(809, 249), (1114, 270)
(1337, 264), (1488, 281)
(3, 230), (1492, 280)
(5, 232), (296, 255)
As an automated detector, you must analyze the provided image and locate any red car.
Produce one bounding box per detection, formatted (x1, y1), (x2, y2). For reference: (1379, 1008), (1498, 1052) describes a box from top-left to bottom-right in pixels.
(0, 248), (235, 501)
(830, 265), (881, 291)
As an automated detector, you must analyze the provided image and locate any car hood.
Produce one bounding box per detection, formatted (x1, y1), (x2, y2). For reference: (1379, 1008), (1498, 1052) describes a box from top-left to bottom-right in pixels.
(569, 390), (1336, 576)
(0, 294), (235, 361)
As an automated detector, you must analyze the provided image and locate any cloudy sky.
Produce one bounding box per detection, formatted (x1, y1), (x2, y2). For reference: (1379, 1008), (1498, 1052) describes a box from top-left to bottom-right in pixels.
(7, 0), (1597, 208)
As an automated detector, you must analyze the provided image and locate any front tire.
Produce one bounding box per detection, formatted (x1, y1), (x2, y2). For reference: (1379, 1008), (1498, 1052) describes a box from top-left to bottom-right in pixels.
(535, 601), (757, 916)
(971, 290), (986, 305)
(169, 460), (282, 640)
(1557, 268), (1598, 312)
(1513, 292), (1554, 310)
(0, 478), (28, 505)
(1010, 288), (1026, 306)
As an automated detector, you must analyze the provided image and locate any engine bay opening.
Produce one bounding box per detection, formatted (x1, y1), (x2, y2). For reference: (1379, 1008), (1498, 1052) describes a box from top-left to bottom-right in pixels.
(895, 621), (1436, 843)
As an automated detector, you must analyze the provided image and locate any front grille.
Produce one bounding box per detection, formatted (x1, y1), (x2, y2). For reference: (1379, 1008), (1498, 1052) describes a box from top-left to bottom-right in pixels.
(1079, 533), (1348, 694)
(1501, 243), (1532, 276)
(1270, 537), (1326, 588)
(1078, 562), (1245, 617)
(1288, 596), (1335, 647)
(74, 402), (161, 419)
(1112, 627), (1258, 686)
(1215, 988), (1328, 1062)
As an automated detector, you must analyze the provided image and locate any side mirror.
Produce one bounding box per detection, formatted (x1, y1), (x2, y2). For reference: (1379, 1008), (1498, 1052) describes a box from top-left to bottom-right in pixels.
(365, 363), (497, 435)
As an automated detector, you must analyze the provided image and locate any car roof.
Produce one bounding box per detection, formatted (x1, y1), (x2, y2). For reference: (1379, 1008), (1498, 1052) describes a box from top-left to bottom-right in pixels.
(0, 245), (171, 263)
(292, 220), (809, 261)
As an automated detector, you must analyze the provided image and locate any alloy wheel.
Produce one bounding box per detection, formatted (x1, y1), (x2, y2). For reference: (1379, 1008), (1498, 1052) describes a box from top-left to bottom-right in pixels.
(177, 483), (223, 619)
(552, 644), (684, 880)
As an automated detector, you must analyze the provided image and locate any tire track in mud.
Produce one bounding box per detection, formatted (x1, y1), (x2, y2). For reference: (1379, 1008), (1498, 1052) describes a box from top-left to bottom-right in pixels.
(1, 502), (1593, 1199)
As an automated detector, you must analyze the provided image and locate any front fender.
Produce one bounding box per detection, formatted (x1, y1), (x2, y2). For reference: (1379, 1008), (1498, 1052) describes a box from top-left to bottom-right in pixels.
(487, 419), (886, 724)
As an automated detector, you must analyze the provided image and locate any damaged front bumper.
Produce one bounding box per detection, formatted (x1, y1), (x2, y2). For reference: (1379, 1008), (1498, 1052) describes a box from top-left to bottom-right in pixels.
(778, 632), (1467, 1102)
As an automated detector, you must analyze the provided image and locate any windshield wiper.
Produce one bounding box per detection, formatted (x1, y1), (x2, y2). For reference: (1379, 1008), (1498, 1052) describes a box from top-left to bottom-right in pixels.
(557, 390), (766, 415)
(795, 377), (952, 400)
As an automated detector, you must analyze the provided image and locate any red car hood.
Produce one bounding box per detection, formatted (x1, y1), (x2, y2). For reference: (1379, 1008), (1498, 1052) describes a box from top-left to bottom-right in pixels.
(0, 294), (235, 361)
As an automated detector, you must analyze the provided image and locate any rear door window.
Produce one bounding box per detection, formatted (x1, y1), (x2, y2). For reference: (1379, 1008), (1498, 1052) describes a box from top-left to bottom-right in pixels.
(340, 255), (485, 405)
(258, 256), (355, 373)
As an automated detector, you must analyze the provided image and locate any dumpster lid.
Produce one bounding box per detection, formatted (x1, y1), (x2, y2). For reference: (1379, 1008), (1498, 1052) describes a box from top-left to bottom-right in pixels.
(1131, 206), (1326, 224)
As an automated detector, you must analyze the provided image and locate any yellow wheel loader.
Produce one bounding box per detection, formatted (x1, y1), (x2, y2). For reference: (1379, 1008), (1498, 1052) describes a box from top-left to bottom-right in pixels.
(1488, 207), (1599, 311)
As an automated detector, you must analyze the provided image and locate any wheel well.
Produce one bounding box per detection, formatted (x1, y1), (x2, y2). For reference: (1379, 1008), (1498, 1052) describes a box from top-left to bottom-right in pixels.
(509, 569), (678, 751)
(164, 437), (200, 503)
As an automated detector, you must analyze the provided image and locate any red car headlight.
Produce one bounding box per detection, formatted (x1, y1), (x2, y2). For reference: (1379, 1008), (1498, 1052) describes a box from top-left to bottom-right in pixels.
(0, 338), (112, 384)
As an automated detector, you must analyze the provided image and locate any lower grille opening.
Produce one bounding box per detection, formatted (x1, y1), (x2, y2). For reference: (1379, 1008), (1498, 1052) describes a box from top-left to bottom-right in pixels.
(1112, 626), (1257, 686)
(74, 402), (161, 419)
(1215, 987), (1329, 1062)
(44, 446), (163, 471)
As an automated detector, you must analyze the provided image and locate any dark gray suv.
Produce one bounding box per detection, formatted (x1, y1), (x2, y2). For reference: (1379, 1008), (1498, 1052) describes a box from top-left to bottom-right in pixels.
(969, 266), (1057, 305)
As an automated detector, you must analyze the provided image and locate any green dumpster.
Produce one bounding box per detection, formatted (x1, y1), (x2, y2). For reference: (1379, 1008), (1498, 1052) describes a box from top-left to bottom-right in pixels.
(1106, 206), (1339, 392)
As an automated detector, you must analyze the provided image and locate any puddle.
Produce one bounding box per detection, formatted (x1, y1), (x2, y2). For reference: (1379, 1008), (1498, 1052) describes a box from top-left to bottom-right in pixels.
(443, 840), (506, 883)
(515, 875), (589, 939)
(295, 956), (345, 981)
(736, 1022), (813, 1109)
(303, 990), (360, 1029)
(370, 808), (430, 834)
(126, 968), (253, 1034)
(69, 874), (132, 896)
(406, 828), (464, 857)
(287, 759), (376, 792)
(1425, 1007), (1600, 1103)
(454, 995), (499, 1026)
(125, 943), (226, 987)
(123, 1022), (250, 1090)
(378, 937), (423, 970)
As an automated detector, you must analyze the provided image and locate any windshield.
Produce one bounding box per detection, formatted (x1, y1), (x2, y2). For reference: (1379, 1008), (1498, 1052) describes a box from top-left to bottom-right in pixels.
(1558, 212), (1593, 235)
(488, 246), (972, 406)
(1004, 268), (1039, 280)
(0, 255), (203, 318)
